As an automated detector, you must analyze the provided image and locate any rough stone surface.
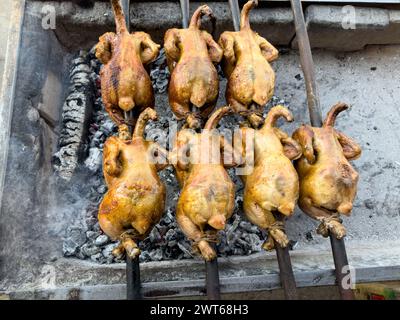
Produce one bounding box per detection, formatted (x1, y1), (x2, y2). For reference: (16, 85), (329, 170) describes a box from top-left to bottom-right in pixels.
(28, 1), (294, 50)
(294, 5), (400, 51)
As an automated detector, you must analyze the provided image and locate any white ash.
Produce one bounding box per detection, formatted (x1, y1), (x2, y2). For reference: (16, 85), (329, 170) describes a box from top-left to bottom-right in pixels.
(53, 50), (95, 181)
(61, 48), (296, 264)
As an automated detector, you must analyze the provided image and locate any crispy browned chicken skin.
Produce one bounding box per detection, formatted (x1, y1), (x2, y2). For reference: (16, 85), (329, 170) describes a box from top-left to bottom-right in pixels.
(171, 107), (240, 260)
(219, 0), (279, 128)
(98, 108), (169, 258)
(293, 103), (362, 239)
(95, 0), (160, 126)
(164, 5), (223, 129)
(239, 106), (302, 250)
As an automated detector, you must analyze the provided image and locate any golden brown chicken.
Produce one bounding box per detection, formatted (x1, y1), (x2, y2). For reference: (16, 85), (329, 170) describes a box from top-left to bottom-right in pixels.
(238, 106), (302, 250)
(98, 108), (169, 258)
(219, 0), (279, 128)
(292, 103), (362, 239)
(171, 107), (240, 260)
(164, 5), (223, 129)
(95, 0), (160, 126)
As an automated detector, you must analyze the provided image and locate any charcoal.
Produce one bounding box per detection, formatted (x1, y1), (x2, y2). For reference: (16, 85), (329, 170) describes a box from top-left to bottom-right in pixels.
(81, 243), (101, 257)
(168, 240), (177, 247)
(97, 185), (107, 194)
(86, 231), (101, 241)
(149, 227), (161, 243)
(102, 243), (119, 261)
(90, 253), (106, 264)
(94, 234), (109, 246)
(53, 51), (94, 180)
(139, 251), (150, 262)
(288, 240), (299, 251)
(84, 147), (102, 172)
(149, 248), (163, 261)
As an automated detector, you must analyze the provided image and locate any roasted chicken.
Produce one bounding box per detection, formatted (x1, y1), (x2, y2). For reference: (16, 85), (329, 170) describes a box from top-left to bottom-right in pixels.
(95, 0), (160, 126)
(293, 103), (362, 239)
(171, 107), (240, 260)
(164, 5), (223, 129)
(98, 108), (169, 258)
(219, 0), (279, 128)
(239, 106), (302, 250)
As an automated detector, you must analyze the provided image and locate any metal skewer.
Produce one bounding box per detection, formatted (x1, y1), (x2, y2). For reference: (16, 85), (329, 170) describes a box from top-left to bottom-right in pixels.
(121, 0), (131, 31)
(228, 0), (298, 300)
(273, 214), (298, 300)
(228, 0), (241, 32)
(205, 243), (221, 300)
(126, 255), (142, 299)
(119, 0), (142, 300)
(180, 0), (190, 28)
(179, 0), (221, 300)
(289, 0), (355, 300)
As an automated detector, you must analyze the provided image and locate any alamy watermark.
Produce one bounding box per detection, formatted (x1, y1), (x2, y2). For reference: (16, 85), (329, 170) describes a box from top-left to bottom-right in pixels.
(342, 6), (356, 30)
(41, 5), (56, 30)
(340, 264), (356, 290)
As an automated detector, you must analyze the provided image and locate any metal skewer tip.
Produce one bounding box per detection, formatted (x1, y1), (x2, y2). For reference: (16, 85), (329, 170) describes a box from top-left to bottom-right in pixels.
(273, 213), (298, 300)
(228, 0), (241, 32)
(126, 254), (142, 300)
(206, 243), (221, 300)
(120, 0), (131, 32)
(180, 0), (190, 29)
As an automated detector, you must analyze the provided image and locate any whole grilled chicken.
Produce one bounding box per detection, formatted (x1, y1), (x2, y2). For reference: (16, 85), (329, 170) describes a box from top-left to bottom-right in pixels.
(293, 103), (361, 239)
(239, 106), (302, 250)
(95, 0), (160, 126)
(219, 0), (279, 128)
(98, 108), (169, 258)
(171, 107), (240, 260)
(164, 5), (223, 129)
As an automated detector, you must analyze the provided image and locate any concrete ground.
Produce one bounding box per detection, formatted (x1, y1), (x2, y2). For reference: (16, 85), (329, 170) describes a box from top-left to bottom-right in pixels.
(0, 0), (12, 88)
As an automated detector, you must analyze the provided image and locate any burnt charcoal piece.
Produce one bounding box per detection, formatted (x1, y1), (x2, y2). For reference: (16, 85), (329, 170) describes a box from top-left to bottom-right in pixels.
(73, 0), (95, 9)
(53, 51), (94, 181)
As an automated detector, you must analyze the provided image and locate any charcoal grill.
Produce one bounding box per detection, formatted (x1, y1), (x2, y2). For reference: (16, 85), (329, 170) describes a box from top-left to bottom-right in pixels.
(1, 0), (400, 299)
